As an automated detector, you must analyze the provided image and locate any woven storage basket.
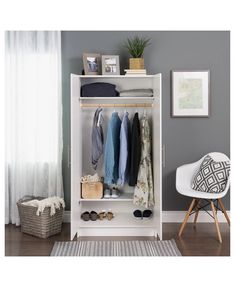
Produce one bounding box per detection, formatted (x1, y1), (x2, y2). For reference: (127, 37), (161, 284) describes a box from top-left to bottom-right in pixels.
(129, 58), (144, 69)
(17, 196), (64, 239)
(81, 182), (103, 199)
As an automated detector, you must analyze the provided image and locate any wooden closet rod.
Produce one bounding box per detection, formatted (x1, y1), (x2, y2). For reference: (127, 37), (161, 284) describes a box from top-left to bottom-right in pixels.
(80, 103), (153, 108)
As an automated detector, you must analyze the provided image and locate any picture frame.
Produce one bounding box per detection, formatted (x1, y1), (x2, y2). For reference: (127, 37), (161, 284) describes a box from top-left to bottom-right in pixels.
(102, 55), (120, 75)
(83, 53), (101, 75)
(171, 70), (210, 117)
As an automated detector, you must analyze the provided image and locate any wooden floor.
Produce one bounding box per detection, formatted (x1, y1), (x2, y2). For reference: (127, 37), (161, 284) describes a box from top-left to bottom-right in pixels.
(5, 223), (230, 256)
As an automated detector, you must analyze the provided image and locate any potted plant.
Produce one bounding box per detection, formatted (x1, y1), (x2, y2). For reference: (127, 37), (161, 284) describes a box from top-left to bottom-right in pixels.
(124, 35), (151, 70)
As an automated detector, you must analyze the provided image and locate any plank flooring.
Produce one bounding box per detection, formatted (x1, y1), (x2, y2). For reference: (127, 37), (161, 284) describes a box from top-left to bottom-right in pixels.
(5, 223), (230, 256)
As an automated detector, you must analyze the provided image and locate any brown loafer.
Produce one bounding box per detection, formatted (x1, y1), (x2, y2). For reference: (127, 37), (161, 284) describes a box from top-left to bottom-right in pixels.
(106, 211), (114, 221)
(98, 211), (106, 220)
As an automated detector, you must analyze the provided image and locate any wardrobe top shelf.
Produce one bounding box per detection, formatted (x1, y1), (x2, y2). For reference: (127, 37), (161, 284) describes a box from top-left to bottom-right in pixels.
(79, 97), (155, 100)
(78, 75), (159, 78)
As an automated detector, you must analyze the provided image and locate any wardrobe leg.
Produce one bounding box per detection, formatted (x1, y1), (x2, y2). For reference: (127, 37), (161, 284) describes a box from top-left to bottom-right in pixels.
(179, 198), (196, 237)
(194, 199), (201, 225)
(218, 198), (230, 226)
(154, 231), (158, 239)
(211, 200), (222, 244)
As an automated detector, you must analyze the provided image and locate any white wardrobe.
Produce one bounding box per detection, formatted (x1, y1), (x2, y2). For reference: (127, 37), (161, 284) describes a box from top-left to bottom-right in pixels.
(70, 74), (162, 240)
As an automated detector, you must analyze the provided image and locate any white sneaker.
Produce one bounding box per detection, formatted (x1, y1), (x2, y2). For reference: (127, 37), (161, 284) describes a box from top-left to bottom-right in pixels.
(103, 189), (111, 198)
(111, 188), (120, 198)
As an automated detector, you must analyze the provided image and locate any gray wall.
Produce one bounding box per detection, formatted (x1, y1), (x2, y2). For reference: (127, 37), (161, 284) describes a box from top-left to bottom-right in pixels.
(61, 31), (230, 211)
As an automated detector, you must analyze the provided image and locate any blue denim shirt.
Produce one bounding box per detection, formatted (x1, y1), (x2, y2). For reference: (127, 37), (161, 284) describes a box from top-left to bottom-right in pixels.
(118, 112), (131, 185)
(104, 112), (121, 184)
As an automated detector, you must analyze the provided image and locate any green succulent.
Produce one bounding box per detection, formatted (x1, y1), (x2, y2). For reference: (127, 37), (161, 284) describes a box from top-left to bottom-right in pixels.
(124, 35), (151, 58)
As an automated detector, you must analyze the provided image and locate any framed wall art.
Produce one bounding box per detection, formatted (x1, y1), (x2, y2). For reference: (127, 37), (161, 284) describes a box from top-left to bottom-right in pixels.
(83, 53), (101, 75)
(171, 70), (210, 117)
(102, 55), (120, 75)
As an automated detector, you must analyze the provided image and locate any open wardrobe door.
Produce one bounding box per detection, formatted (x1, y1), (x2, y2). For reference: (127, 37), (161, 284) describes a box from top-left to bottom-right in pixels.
(70, 74), (82, 240)
(153, 73), (162, 240)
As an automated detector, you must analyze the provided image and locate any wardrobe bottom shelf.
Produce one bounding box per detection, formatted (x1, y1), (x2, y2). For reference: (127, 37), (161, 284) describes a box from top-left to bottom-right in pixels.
(76, 228), (160, 238)
(76, 213), (160, 238)
(79, 212), (159, 228)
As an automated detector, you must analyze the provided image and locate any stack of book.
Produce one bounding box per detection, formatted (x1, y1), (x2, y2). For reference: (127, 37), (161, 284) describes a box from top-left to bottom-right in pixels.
(124, 69), (147, 76)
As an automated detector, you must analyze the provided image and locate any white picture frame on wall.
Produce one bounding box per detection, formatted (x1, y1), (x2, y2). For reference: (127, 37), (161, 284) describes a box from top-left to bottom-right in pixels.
(171, 70), (210, 117)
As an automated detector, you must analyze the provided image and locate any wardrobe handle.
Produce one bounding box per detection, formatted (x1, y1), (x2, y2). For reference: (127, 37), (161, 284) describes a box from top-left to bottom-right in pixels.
(162, 145), (166, 168)
(67, 145), (70, 168)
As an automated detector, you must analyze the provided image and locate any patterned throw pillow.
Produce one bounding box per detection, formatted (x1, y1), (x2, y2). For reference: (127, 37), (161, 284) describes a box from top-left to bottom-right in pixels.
(192, 155), (230, 193)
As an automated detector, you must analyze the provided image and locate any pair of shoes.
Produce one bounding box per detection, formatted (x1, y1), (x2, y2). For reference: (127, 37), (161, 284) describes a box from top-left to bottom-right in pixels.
(103, 187), (120, 199)
(133, 209), (153, 220)
(98, 210), (114, 221)
(81, 211), (98, 221)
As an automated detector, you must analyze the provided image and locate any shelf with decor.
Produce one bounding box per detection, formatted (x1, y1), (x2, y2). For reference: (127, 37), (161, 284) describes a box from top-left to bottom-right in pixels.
(79, 75), (153, 78)
(79, 97), (154, 100)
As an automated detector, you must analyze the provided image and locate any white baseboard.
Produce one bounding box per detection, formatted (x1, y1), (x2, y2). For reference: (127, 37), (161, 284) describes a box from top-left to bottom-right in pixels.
(63, 210), (230, 223)
(162, 211), (230, 223)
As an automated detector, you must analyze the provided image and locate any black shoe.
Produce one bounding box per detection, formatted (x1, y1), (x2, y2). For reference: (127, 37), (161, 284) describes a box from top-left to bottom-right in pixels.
(81, 211), (90, 221)
(90, 211), (98, 221)
(143, 210), (153, 219)
(133, 209), (142, 220)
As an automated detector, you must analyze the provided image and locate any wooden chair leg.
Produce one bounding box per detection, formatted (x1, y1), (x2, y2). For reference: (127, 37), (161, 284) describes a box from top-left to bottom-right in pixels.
(211, 200), (222, 243)
(218, 198), (230, 226)
(179, 198), (196, 237)
(194, 199), (201, 225)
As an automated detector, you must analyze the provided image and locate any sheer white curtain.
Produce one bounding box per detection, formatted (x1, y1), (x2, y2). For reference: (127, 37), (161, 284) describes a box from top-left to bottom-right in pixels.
(5, 31), (63, 225)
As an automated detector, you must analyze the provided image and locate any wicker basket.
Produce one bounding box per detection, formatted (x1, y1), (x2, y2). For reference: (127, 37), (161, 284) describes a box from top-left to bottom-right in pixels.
(17, 196), (64, 239)
(81, 182), (103, 199)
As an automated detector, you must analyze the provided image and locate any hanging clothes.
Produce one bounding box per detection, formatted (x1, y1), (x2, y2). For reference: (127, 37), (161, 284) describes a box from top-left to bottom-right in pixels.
(104, 112), (121, 184)
(91, 108), (104, 170)
(118, 112), (131, 185)
(133, 115), (154, 208)
(129, 112), (141, 186)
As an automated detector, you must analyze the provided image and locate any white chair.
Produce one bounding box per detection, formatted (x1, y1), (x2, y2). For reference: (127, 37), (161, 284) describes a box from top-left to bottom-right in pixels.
(176, 152), (230, 243)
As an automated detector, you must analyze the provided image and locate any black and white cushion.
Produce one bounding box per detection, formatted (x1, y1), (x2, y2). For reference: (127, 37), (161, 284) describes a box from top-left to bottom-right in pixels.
(192, 155), (230, 193)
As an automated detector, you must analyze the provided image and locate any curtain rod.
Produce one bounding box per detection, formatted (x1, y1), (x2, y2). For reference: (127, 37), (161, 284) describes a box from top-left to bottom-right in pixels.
(80, 103), (153, 108)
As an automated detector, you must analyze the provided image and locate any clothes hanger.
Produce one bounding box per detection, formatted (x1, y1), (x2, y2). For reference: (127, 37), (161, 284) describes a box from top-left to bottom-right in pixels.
(143, 107), (147, 117)
(97, 104), (102, 127)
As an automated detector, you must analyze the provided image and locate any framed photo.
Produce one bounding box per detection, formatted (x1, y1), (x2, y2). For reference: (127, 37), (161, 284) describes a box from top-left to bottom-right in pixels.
(102, 55), (120, 75)
(83, 53), (101, 75)
(171, 70), (210, 117)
